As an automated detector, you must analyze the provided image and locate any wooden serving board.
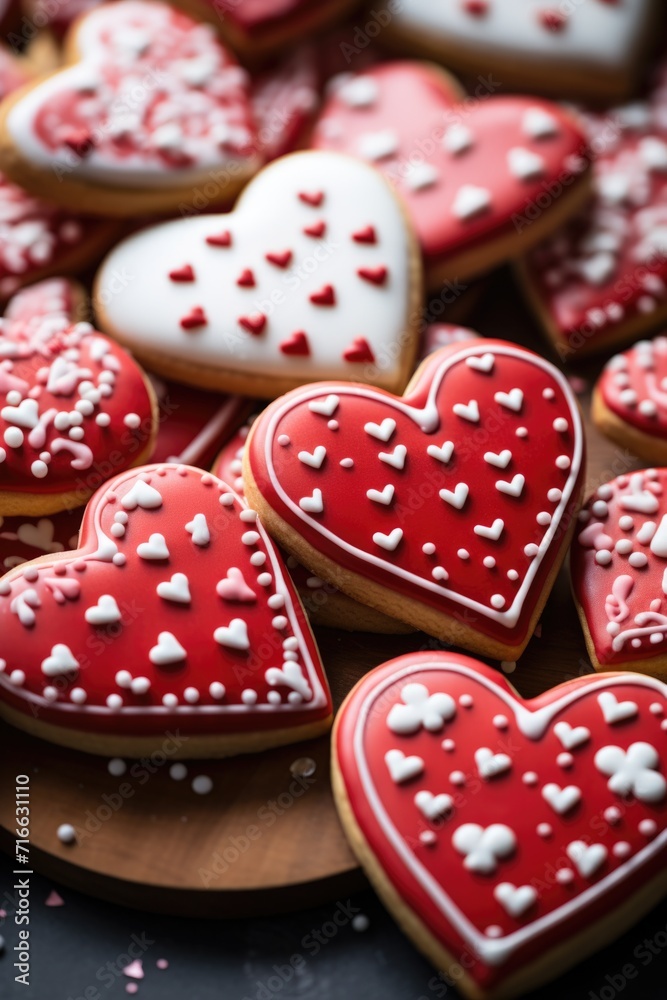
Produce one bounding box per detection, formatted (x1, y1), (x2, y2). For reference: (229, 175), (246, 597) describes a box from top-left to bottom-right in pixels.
(0, 272), (645, 916)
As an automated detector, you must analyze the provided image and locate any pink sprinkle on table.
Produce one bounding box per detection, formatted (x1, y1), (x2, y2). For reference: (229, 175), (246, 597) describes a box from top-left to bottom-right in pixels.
(45, 890), (64, 907)
(123, 959), (144, 979)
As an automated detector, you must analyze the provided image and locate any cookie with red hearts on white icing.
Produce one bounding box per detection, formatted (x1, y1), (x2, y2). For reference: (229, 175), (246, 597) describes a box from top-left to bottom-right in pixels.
(520, 57), (667, 360)
(312, 62), (592, 287)
(592, 337), (667, 465)
(0, 290), (157, 516)
(0, 0), (261, 216)
(333, 651), (667, 999)
(0, 463), (332, 757)
(244, 339), (585, 660)
(380, 0), (660, 102)
(213, 418), (414, 634)
(94, 150), (422, 397)
(570, 468), (667, 677)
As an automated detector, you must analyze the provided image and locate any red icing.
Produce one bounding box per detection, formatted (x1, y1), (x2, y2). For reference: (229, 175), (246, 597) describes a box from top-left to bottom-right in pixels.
(247, 341), (585, 651)
(420, 323), (479, 360)
(335, 652), (667, 993)
(146, 374), (250, 468)
(597, 336), (667, 441)
(0, 307), (154, 496)
(28, 2), (257, 178)
(571, 469), (667, 667)
(251, 47), (319, 162)
(206, 231), (232, 247)
(0, 464), (332, 737)
(312, 63), (588, 273)
(524, 59), (667, 353)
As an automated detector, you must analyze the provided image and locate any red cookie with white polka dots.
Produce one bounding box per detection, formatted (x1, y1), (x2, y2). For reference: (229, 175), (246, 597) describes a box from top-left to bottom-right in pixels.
(95, 150), (422, 397)
(213, 417), (414, 634)
(571, 468), (667, 678)
(0, 463), (332, 757)
(520, 57), (667, 360)
(333, 651), (667, 1000)
(312, 62), (592, 287)
(244, 339), (585, 660)
(0, 289), (157, 516)
(380, 0), (660, 103)
(592, 336), (667, 465)
(0, 0), (261, 216)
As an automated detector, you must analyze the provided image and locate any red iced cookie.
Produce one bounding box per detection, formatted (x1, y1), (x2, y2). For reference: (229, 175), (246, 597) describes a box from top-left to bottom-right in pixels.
(593, 335), (667, 464)
(245, 340), (585, 659)
(0, 291), (157, 514)
(333, 652), (667, 999)
(571, 468), (667, 676)
(0, 463), (332, 756)
(0, 0), (260, 215)
(251, 46), (320, 162)
(312, 62), (591, 287)
(521, 58), (667, 359)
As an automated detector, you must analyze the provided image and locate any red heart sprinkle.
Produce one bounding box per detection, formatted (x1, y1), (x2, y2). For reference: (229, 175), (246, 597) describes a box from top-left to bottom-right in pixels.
(309, 284), (336, 306)
(299, 191), (324, 206)
(280, 331), (310, 356)
(343, 337), (375, 363)
(303, 221), (326, 238)
(205, 231), (232, 247)
(358, 266), (388, 286)
(180, 306), (207, 330)
(238, 313), (267, 335)
(266, 250), (293, 269)
(168, 264), (195, 283)
(236, 269), (256, 288)
(352, 225), (377, 244)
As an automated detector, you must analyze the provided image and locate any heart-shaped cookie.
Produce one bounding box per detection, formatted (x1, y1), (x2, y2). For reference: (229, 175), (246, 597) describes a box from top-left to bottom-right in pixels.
(0, 463), (332, 757)
(0, 43), (118, 300)
(213, 417), (413, 634)
(0, 0), (261, 216)
(312, 62), (591, 287)
(571, 468), (667, 677)
(592, 337), (667, 465)
(519, 57), (667, 360)
(94, 150), (422, 397)
(177, 0), (359, 61)
(244, 340), (585, 659)
(381, 0), (660, 102)
(0, 289), (157, 515)
(333, 651), (667, 999)
(251, 46), (320, 162)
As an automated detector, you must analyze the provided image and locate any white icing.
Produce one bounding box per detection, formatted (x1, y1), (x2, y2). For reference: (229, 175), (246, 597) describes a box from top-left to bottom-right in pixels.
(393, 2), (655, 74)
(475, 747), (512, 780)
(415, 790), (453, 821)
(96, 152), (413, 386)
(386, 682), (456, 734)
(541, 782), (581, 814)
(137, 533), (170, 560)
(439, 483), (469, 510)
(594, 742), (666, 803)
(566, 840), (608, 879)
(598, 691), (638, 724)
(385, 748), (424, 783)
(84, 594), (121, 625)
(553, 721), (590, 750)
(148, 630), (186, 665)
(494, 882), (537, 918)
(156, 572), (191, 604)
(452, 823), (516, 875)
